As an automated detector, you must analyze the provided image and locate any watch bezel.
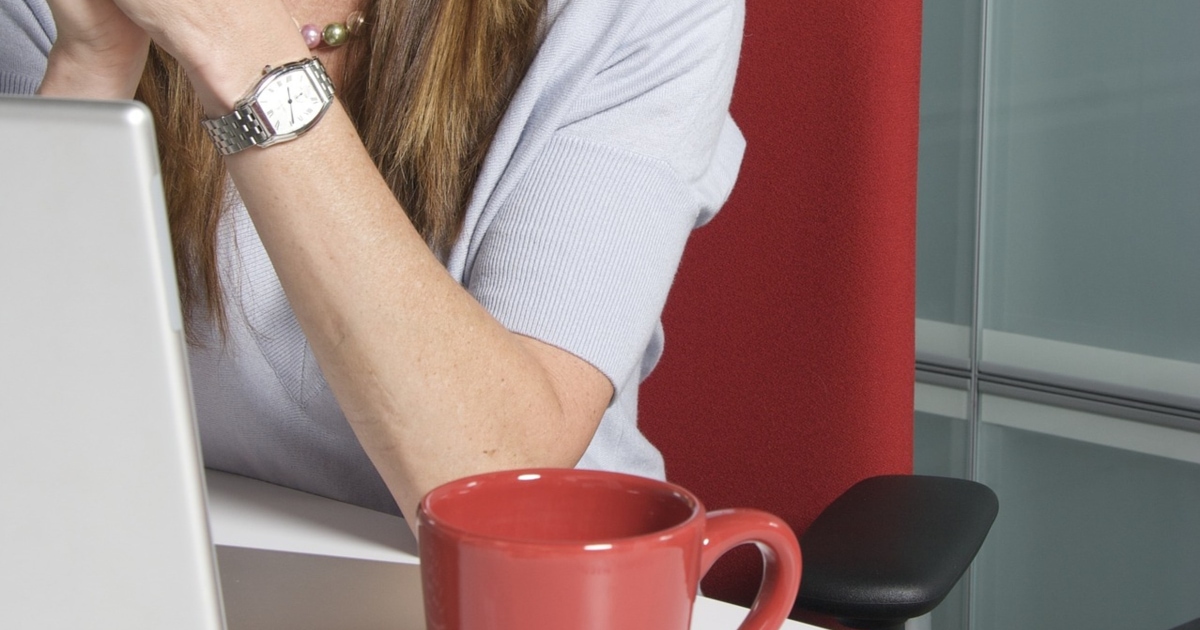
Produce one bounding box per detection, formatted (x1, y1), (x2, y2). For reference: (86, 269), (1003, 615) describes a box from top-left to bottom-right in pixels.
(202, 57), (335, 155)
(242, 58), (334, 149)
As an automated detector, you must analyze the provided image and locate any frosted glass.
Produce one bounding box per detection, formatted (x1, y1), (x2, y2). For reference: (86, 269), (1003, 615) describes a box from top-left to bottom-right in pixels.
(914, 380), (972, 630)
(915, 0), (983, 364)
(979, 0), (1200, 403)
(914, 381), (971, 479)
(974, 394), (1200, 630)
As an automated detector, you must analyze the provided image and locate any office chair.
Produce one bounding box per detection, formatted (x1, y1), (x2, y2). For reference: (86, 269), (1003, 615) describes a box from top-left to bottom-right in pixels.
(639, 2), (997, 629)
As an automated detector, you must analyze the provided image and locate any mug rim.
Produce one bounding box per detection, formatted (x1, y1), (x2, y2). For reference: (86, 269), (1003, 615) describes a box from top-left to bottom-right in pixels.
(417, 468), (705, 551)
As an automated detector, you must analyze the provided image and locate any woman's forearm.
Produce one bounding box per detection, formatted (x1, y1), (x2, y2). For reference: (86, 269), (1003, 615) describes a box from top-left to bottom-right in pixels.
(226, 101), (610, 520)
(187, 20), (608, 519)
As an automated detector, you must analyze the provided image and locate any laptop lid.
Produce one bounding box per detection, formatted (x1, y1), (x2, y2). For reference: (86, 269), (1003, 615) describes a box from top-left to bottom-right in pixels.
(0, 95), (225, 629)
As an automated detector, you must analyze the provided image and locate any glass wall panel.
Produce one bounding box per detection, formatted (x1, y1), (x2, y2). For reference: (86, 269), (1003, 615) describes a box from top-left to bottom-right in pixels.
(914, 376), (973, 630)
(914, 378), (971, 479)
(979, 0), (1200, 408)
(974, 393), (1200, 630)
(916, 0), (983, 367)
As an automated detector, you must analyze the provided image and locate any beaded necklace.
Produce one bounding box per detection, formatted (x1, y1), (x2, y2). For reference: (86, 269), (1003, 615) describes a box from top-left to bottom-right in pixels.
(296, 11), (366, 50)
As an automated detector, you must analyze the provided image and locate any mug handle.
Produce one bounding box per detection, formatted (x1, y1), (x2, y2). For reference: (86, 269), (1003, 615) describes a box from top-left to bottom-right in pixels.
(700, 508), (802, 630)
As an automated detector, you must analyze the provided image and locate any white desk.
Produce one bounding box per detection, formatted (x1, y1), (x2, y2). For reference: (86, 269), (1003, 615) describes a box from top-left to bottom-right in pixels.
(205, 470), (818, 630)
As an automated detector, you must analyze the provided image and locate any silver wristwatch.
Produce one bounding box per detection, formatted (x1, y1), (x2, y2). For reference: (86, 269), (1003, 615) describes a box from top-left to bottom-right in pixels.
(201, 57), (335, 156)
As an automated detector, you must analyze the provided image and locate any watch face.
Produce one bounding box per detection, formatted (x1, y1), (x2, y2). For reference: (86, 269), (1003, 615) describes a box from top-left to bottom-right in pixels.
(256, 69), (326, 136)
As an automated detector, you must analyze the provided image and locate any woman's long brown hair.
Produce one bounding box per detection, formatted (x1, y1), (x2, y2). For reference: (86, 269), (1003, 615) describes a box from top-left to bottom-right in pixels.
(135, 0), (545, 343)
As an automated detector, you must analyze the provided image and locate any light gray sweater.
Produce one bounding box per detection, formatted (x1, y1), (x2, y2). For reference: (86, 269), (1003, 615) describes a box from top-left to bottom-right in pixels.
(1, 0), (745, 515)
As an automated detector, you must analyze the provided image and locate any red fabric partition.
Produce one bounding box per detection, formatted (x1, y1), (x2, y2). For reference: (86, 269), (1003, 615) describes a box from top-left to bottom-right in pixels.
(638, 0), (923, 613)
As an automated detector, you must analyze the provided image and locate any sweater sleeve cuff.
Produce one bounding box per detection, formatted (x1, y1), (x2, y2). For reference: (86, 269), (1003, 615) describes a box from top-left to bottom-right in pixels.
(1, 71), (42, 96)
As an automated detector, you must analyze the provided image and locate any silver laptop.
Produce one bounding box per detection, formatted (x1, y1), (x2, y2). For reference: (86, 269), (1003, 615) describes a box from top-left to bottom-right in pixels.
(0, 95), (225, 629)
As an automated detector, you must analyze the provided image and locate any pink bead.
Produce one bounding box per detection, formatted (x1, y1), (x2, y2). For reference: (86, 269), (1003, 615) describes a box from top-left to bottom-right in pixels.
(301, 24), (322, 49)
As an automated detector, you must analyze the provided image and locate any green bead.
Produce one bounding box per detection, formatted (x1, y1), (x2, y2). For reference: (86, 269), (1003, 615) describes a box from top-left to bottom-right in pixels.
(322, 23), (349, 47)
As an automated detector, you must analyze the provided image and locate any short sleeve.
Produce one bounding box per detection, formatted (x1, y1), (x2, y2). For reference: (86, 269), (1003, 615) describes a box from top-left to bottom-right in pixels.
(465, 0), (745, 390)
(556, 0), (746, 221)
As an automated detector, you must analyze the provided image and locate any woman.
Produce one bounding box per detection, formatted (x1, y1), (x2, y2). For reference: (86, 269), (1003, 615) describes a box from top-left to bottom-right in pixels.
(0, 0), (745, 523)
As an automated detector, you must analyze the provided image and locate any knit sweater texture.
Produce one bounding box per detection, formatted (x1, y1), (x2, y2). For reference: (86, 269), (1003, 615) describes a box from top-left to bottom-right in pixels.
(1, 0), (746, 515)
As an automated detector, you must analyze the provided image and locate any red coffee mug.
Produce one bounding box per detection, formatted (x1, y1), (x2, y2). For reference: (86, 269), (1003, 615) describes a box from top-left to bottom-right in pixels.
(418, 468), (801, 630)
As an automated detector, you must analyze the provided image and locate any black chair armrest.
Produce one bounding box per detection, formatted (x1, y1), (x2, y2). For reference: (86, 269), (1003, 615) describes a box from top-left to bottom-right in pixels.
(794, 475), (999, 630)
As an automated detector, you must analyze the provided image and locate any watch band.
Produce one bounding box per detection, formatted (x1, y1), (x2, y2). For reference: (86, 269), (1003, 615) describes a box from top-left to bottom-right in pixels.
(201, 58), (335, 156)
(202, 107), (272, 156)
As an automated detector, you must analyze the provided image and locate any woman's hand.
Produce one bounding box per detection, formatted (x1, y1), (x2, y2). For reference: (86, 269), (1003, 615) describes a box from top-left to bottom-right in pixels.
(38, 0), (150, 99)
(98, 0), (310, 116)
